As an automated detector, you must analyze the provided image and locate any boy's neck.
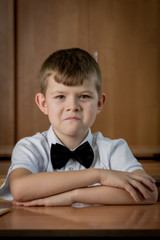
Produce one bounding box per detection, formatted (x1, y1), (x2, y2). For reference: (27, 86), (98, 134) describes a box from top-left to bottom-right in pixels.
(52, 128), (89, 150)
(61, 137), (86, 150)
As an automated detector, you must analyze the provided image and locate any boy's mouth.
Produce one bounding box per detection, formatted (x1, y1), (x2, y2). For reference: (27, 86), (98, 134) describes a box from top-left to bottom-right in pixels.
(65, 116), (80, 120)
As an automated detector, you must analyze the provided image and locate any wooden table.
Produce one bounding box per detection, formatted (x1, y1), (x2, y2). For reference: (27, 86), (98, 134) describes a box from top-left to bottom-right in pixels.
(0, 201), (160, 237)
(0, 159), (160, 237)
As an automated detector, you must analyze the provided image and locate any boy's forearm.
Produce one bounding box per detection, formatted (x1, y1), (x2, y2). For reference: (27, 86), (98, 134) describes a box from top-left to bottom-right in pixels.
(13, 187), (136, 207)
(73, 185), (157, 205)
(10, 168), (100, 202)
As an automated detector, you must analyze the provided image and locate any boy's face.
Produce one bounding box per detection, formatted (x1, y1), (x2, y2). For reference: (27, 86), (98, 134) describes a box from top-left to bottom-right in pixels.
(36, 75), (105, 147)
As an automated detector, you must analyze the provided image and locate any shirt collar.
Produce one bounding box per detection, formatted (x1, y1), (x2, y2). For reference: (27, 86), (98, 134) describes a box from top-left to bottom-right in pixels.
(47, 125), (93, 150)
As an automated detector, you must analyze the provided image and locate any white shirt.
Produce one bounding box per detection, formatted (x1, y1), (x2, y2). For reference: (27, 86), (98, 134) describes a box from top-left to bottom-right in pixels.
(0, 126), (143, 200)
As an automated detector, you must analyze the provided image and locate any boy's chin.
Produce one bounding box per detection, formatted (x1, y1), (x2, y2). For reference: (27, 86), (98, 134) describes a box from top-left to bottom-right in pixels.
(64, 128), (88, 139)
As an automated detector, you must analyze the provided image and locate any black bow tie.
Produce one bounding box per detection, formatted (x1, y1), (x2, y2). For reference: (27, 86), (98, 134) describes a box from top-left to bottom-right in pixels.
(51, 141), (94, 169)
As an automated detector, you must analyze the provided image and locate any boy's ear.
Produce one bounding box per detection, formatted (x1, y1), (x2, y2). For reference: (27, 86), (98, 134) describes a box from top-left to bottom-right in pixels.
(97, 93), (106, 114)
(35, 93), (48, 115)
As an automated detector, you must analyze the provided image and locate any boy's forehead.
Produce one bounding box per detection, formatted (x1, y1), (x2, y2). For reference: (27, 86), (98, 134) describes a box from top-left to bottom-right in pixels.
(49, 74), (96, 86)
(46, 75), (97, 92)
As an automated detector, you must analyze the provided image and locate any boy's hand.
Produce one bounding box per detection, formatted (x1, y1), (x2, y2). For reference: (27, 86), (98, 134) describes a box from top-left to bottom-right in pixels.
(99, 169), (156, 202)
(12, 190), (74, 207)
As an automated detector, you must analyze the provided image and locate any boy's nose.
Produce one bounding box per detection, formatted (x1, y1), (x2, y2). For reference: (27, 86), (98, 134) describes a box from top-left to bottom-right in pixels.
(66, 97), (81, 112)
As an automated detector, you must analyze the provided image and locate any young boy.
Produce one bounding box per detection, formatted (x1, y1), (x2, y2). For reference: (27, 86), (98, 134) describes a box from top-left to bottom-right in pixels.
(0, 48), (158, 206)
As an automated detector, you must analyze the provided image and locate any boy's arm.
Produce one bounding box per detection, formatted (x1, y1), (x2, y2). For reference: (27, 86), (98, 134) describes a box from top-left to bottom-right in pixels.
(10, 168), (99, 202)
(13, 180), (158, 207)
(75, 169), (158, 205)
(10, 168), (157, 203)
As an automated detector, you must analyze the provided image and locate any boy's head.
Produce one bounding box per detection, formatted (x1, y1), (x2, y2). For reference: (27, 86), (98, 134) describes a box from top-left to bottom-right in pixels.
(39, 48), (102, 97)
(36, 48), (106, 148)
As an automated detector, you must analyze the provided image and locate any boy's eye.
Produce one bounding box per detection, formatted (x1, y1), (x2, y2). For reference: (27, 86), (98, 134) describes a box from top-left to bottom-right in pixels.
(55, 95), (65, 100)
(79, 95), (90, 99)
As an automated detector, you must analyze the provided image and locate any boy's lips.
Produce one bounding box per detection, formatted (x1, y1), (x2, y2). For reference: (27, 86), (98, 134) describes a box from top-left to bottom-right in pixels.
(64, 116), (80, 120)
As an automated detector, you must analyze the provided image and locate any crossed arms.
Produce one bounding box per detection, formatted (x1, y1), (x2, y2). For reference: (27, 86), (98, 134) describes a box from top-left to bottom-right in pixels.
(10, 168), (158, 206)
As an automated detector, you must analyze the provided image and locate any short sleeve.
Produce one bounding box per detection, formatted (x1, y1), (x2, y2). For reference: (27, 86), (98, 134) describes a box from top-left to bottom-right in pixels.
(109, 139), (143, 172)
(0, 133), (50, 201)
(11, 134), (50, 174)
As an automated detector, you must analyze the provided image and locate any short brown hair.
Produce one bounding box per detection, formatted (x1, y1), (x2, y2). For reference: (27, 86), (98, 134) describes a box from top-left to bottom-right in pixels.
(39, 48), (102, 96)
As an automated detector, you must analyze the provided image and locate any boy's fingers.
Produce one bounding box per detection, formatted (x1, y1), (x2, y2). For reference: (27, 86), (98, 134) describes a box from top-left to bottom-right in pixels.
(12, 200), (36, 206)
(125, 177), (156, 202)
(130, 180), (149, 199)
(12, 201), (22, 206)
(133, 174), (156, 192)
(125, 184), (140, 202)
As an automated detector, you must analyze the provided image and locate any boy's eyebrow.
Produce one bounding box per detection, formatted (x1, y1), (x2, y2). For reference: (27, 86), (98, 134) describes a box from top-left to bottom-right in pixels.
(50, 90), (95, 95)
(50, 91), (66, 95)
(80, 90), (95, 95)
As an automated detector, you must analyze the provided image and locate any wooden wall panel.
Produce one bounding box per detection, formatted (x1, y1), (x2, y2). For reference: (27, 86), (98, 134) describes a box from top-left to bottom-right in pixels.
(16, 0), (91, 140)
(0, 0), (15, 156)
(90, 0), (160, 151)
(0, 0), (158, 156)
